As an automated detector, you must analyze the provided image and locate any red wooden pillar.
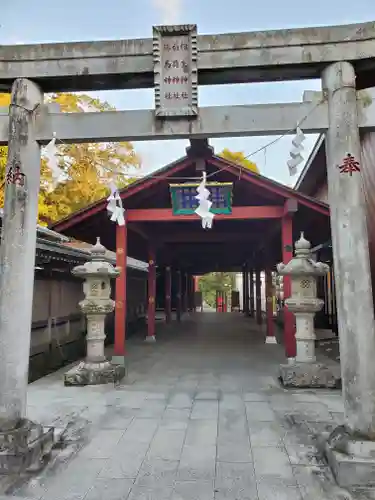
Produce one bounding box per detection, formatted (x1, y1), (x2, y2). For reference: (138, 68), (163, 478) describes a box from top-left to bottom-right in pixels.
(255, 269), (262, 325)
(282, 215), (296, 358)
(165, 266), (172, 324)
(114, 223), (127, 362)
(193, 276), (199, 292)
(176, 270), (182, 322)
(146, 247), (156, 342)
(265, 269), (277, 344)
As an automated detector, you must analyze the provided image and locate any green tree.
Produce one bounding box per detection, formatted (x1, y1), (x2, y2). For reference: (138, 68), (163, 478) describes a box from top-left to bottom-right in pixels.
(219, 148), (259, 174)
(199, 272), (236, 308)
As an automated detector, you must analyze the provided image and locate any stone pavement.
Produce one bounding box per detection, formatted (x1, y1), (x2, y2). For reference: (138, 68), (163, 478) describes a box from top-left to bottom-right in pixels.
(1, 313), (371, 500)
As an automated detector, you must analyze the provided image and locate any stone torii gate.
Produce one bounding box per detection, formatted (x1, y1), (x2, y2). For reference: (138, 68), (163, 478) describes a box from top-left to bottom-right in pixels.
(1, 22), (375, 484)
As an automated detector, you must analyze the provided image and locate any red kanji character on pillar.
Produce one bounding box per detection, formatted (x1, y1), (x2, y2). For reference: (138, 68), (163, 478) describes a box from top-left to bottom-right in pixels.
(338, 153), (361, 176)
(13, 166), (25, 186)
(164, 76), (171, 84)
(172, 76), (180, 84)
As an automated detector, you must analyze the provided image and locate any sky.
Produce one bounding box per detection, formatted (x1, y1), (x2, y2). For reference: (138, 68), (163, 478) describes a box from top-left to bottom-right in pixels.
(1, 0), (374, 185)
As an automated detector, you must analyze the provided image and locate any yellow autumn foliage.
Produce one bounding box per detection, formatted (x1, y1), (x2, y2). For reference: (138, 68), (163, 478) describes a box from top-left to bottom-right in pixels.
(0, 92), (140, 225)
(219, 148), (259, 174)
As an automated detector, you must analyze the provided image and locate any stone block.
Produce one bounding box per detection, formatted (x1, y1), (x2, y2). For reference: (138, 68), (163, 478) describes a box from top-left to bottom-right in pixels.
(279, 361), (341, 389)
(64, 360), (125, 386)
(265, 336), (277, 344)
(144, 335), (156, 343)
(323, 426), (375, 488)
(0, 419), (54, 474)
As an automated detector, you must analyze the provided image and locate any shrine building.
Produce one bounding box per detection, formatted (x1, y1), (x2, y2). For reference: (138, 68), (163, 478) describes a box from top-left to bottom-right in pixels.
(52, 145), (330, 361)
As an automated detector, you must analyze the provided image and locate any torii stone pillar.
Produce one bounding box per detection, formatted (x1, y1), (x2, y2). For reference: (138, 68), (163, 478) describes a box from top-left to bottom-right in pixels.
(322, 62), (375, 488)
(64, 238), (125, 385)
(0, 79), (54, 473)
(277, 233), (338, 387)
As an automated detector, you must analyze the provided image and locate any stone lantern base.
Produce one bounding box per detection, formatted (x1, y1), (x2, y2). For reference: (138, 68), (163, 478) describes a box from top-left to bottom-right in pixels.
(279, 361), (341, 389)
(0, 418), (54, 474)
(64, 360), (126, 386)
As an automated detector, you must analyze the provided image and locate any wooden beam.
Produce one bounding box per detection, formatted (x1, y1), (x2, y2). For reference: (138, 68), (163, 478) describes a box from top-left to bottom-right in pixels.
(150, 231), (258, 244)
(127, 206), (283, 222)
(209, 157), (330, 216)
(283, 198), (298, 216)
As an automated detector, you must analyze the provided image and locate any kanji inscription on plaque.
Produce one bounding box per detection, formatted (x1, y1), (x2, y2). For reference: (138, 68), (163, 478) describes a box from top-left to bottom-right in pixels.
(153, 24), (198, 118)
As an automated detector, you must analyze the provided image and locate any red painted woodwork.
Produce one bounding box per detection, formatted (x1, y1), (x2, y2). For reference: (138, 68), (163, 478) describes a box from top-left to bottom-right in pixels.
(217, 294), (223, 313)
(114, 224), (127, 356)
(165, 266), (172, 323)
(147, 248), (156, 338)
(209, 157), (329, 216)
(127, 206), (283, 222)
(53, 158), (192, 232)
(51, 155), (329, 237)
(281, 214), (296, 358)
(265, 269), (275, 339)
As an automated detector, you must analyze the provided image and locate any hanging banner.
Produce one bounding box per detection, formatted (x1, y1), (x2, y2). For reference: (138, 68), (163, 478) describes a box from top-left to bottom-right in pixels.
(153, 24), (198, 118)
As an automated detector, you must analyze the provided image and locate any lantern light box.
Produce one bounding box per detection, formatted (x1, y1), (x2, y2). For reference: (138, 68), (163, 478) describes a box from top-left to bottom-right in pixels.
(170, 182), (233, 215)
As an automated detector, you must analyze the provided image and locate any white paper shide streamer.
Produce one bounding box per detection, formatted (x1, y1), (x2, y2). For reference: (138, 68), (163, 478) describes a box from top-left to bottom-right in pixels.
(194, 172), (214, 229)
(42, 132), (64, 188)
(107, 182), (125, 226)
(287, 127), (306, 176)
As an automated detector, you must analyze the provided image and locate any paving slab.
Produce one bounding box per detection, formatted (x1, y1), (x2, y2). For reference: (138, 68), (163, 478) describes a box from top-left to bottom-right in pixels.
(0, 313), (368, 499)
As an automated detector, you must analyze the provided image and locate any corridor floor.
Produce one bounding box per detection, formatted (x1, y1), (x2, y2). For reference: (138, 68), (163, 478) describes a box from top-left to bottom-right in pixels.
(3, 313), (368, 500)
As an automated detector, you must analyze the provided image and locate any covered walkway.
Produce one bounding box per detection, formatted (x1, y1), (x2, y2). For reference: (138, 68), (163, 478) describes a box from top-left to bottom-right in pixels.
(5, 314), (353, 500)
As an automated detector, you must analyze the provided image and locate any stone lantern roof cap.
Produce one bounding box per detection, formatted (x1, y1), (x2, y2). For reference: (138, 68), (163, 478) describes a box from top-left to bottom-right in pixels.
(71, 237), (120, 278)
(277, 232), (329, 277)
(91, 237), (107, 261)
(295, 232), (311, 253)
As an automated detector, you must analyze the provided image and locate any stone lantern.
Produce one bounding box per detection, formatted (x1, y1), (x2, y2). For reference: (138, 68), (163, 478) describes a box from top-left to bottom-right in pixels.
(277, 233), (340, 388)
(64, 237), (125, 385)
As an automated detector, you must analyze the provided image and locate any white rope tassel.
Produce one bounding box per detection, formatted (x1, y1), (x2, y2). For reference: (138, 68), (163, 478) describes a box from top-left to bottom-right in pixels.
(106, 182), (125, 226)
(195, 172), (214, 229)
